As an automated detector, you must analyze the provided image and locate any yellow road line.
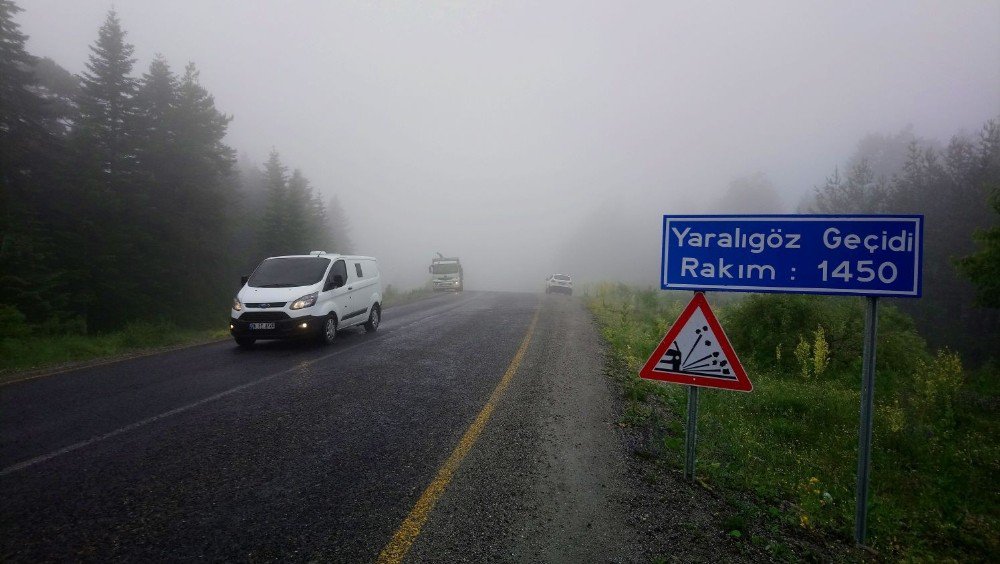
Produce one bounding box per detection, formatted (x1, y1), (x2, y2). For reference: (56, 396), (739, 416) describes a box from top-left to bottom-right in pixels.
(377, 307), (540, 564)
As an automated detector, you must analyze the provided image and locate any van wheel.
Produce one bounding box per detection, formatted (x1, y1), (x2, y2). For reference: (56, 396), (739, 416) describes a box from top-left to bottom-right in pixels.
(364, 304), (381, 333)
(235, 336), (256, 348)
(318, 316), (338, 345)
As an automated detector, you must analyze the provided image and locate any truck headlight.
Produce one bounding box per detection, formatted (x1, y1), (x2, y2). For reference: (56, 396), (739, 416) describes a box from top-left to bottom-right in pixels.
(290, 292), (318, 310)
(232, 297), (243, 311)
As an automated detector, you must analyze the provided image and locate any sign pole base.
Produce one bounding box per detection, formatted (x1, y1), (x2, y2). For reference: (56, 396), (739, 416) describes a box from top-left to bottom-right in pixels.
(855, 296), (879, 546)
(684, 385), (699, 482)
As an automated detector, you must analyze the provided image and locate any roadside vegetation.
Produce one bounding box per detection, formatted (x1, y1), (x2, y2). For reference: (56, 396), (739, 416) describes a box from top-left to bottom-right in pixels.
(588, 284), (997, 561)
(0, 283), (438, 379)
(0, 284), (435, 379)
(382, 284), (435, 308)
(0, 305), (227, 379)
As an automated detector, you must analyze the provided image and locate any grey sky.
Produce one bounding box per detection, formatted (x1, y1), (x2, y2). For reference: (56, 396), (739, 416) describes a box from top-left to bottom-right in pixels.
(19, 1), (1000, 290)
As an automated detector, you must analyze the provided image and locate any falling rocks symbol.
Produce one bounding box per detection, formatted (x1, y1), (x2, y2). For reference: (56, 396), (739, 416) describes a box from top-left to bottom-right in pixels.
(639, 292), (752, 392)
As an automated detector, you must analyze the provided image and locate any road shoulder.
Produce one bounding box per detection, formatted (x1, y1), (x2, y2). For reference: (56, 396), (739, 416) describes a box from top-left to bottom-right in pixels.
(407, 294), (641, 562)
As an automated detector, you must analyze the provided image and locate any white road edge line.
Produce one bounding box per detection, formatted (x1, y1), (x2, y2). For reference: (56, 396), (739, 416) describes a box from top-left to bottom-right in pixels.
(0, 294), (484, 478)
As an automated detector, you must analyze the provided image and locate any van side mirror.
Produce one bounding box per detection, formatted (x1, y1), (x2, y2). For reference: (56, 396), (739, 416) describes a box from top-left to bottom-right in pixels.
(428, 265), (433, 274)
(240, 275), (249, 286)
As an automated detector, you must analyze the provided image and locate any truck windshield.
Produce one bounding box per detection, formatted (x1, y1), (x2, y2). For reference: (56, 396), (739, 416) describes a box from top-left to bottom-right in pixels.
(248, 257), (330, 288)
(432, 263), (460, 274)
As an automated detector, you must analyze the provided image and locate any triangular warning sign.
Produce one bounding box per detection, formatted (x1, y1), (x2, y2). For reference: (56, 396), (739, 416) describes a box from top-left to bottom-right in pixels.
(639, 292), (752, 392)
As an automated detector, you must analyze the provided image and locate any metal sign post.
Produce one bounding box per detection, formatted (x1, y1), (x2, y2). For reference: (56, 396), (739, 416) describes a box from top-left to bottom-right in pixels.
(684, 385), (699, 481)
(855, 296), (879, 544)
(640, 290), (749, 482)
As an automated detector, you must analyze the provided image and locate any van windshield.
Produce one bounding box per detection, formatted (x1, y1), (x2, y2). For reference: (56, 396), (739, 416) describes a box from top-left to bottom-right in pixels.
(248, 257), (330, 288)
(431, 263), (460, 274)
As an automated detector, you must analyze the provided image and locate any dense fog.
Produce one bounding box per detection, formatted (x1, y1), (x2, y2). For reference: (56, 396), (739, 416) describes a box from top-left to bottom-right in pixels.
(17, 1), (1000, 291)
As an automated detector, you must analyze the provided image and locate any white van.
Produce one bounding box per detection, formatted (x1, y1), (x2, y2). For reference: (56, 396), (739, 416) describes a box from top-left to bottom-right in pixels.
(230, 251), (382, 347)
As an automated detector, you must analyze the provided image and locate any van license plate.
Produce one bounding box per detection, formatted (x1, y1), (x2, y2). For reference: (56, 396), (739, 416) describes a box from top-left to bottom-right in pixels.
(249, 322), (276, 330)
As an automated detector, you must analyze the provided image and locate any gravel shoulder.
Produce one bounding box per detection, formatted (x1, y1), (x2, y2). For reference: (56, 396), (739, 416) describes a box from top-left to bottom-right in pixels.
(408, 294), (642, 562)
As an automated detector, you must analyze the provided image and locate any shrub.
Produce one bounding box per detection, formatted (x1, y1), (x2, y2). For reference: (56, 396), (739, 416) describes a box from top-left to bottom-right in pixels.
(117, 320), (179, 348)
(725, 294), (928, 386)
(794, 336), (812, 379)
(908, 349), (964, 433)
(0, 305), (31, 339)
(724, 294), (860, 374)
(812, 325), (830, 378)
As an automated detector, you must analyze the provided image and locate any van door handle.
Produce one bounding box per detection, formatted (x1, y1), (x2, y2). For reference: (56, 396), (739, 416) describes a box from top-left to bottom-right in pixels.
(347, 286), (353, 290)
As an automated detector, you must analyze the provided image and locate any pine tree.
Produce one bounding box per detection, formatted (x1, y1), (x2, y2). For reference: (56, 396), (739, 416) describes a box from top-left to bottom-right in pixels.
(812, 159), (886, 213)
(69, 9), (143, 331)
(325, 194), (354, 253)
(286, 169), (314, 252)
(0, 0), (66, 325)
(956, 120), (1000, 308)
(260, 149), (289, 256)
(0, 0), (37, 207)
(76, 9), (138, 186)
(0, 0), (47, 170)
(136, 56), (176, 144)
(174, 62), (234, 175)
(136, 60), (236, 321)
(134, 55), (177, 209)
(309, 190), (331, 250)
(30, 56), (79, 136)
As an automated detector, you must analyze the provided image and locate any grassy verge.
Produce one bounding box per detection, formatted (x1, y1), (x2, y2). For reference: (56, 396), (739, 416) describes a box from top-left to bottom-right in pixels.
(0, 321), (228, 382)
(587, 283), (998, 561)
(382, 284), (435, 308)
(0, 285), (438, 382)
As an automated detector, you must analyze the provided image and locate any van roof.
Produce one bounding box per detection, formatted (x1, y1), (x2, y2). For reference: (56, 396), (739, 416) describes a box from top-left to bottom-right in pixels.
(270, 252), (377, 261)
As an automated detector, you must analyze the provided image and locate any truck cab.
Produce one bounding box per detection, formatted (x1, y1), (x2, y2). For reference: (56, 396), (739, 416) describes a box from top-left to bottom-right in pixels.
(429, 254), (463, 292)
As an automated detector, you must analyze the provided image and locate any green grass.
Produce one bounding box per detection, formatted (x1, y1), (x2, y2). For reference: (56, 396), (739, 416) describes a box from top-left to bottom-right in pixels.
(587, 283), (999, 561)
(382, 284), (435, 308)
(0, 321), (228, 379)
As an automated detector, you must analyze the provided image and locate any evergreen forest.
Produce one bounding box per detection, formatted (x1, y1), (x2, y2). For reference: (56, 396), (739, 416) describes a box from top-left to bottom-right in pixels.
(1, 3), (351, 339)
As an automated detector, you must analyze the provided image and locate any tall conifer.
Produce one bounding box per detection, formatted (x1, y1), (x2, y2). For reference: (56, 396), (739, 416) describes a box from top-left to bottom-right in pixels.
(76, 9), (138, 185)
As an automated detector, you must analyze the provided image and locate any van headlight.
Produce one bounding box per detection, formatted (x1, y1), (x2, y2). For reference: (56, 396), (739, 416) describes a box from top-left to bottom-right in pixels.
(290, 292), (318, 310)
(232, 297), (243, 311)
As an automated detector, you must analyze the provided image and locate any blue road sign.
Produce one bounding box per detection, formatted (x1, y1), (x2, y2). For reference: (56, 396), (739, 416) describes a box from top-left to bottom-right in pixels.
(661, 215), (923, 297)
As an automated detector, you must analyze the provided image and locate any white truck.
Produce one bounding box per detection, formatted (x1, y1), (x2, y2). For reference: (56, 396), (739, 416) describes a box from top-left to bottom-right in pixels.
(429, 253), (463, 292)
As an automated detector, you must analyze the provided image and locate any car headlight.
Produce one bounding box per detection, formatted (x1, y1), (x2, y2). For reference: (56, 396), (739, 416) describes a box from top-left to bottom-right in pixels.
(290, 292), (318, 310)
(232, 297), (243, 311)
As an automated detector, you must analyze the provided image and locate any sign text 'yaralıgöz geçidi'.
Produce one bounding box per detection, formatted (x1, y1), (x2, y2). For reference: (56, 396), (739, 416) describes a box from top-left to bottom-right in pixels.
(661, 215), (923, 297)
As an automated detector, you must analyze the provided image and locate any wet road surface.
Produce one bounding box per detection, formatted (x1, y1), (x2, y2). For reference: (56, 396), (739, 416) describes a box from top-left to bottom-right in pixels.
(1, 291), (638, 562)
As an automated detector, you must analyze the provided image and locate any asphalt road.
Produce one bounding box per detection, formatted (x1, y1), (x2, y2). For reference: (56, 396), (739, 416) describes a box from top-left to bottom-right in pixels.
(1, 291), (638, 562)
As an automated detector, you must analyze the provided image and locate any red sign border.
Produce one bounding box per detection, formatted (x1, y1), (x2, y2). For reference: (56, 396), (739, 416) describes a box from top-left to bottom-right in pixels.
(638, 292), (752, 392)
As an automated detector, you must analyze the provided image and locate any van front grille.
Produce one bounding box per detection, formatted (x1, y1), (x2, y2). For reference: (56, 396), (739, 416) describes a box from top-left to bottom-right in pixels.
(238, 312), (290, 322)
